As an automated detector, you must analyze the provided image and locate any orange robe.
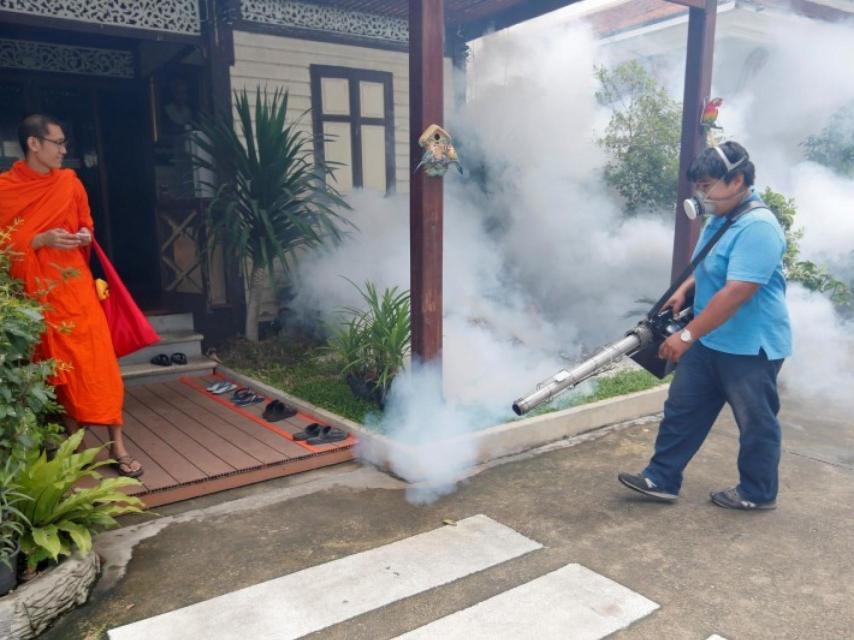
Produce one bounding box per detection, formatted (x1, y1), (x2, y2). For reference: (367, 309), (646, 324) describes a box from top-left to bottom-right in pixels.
(0, 161), (124, 426)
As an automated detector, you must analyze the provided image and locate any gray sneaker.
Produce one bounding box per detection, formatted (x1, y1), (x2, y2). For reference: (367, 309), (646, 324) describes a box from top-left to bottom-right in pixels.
(710, 487), (776, 511)
(618, 472), (678, 503)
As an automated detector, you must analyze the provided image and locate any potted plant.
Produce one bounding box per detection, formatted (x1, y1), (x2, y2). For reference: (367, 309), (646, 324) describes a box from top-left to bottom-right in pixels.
(328, 281), (411, 408)
(0, 461), (29, 596)
(15, 429), (144, 575)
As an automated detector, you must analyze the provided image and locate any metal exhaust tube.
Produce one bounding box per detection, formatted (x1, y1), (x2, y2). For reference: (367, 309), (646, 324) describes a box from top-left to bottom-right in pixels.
(512, 333), (646, 416)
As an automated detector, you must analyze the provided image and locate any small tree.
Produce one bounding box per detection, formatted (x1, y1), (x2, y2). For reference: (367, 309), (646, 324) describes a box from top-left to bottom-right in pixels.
(761, 187), (850, 306)
(194, 87), (351, 341)
(802, 102), (854, 177)
(596, 61), (682, 214)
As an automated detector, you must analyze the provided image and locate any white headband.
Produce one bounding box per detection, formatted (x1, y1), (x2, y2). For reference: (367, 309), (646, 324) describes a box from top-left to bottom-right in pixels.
(713, 145), (747, 173)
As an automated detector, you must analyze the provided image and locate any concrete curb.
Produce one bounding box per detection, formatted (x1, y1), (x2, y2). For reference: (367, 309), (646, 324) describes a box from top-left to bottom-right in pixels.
(217, 365), (668, 480)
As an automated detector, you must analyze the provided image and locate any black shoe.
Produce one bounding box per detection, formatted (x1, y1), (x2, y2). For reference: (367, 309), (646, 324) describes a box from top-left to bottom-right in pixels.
(262, 400), (297, 422)
(710, 487), (776, 511)
(618, 472), (678, 503)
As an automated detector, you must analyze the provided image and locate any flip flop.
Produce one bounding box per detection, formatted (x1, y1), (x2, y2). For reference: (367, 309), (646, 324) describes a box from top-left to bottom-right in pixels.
(206, 380), (227, 392)
(235, 393), (264, 407)
(150, 354), (171, 367)
(294, 423), (323, 441)
(262, 400), (298, 422)
(113, 455), (144, 478)
(230, 387), (255, 402)
(171, 352), (188, 365)
(307, 426), (348, 445)
(210, 382), (237, 395)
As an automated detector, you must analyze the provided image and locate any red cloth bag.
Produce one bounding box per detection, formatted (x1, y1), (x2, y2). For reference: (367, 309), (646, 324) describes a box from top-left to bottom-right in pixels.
(91, 240), (160, 357)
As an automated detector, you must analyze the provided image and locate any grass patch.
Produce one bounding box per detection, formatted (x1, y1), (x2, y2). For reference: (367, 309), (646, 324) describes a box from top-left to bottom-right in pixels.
(219, 336), (378, 423)
(524, 368), (670, 418)
(221, 336), (670, 426)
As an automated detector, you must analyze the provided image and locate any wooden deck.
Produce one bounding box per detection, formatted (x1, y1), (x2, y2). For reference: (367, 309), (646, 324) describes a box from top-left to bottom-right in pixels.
(82, 375), (356, 507)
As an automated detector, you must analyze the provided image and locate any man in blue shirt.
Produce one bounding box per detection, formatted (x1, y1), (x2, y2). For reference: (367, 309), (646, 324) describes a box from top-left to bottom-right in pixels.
(619, 141), (792, 510)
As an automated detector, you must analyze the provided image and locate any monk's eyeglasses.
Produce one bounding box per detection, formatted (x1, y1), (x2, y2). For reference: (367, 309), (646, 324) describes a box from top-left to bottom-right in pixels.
(38, 137), (69, 149)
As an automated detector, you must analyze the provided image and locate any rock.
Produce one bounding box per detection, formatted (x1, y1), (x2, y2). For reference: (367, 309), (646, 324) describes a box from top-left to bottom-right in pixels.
(0, 551), (100, 640)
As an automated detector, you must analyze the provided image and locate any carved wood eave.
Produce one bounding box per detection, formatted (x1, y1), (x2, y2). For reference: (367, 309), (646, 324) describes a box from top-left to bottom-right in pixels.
(0, 0), (203, 43)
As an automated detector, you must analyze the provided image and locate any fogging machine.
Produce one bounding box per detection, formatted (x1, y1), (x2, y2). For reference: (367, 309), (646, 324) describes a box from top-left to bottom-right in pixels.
(511, 199), (764, 416)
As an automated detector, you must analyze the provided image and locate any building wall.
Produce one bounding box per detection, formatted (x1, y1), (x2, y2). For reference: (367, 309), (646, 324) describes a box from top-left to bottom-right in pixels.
(230, 30), (455, 195)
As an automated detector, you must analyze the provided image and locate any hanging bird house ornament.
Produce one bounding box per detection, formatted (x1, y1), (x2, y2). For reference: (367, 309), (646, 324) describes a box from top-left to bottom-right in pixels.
(415, 124), (463, 177)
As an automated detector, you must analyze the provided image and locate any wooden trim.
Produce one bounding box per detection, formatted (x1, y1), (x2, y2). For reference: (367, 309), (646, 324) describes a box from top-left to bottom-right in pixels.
(459, 0), (582, 41)
(309, 64), (397, 193)
(409, 0), (444, 365)
(0, 9), (203, 44)
(664, 0), (708, 9)
(233, 19), (408, 53)
(138, 447), (355, 508)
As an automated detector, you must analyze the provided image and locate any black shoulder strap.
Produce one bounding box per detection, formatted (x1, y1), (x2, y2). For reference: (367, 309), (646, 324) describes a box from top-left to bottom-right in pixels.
(648, 199), (766, 319)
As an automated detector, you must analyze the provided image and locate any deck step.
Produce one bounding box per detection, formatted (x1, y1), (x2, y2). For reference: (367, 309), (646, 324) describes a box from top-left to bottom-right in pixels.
(122, 357), (216, 387)
(146, 312), (195, 334)
(119, 331), (205, 366)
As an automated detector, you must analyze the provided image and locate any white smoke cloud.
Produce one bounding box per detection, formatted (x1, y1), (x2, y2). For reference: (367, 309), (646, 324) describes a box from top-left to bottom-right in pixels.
(290, 10), (854, 499)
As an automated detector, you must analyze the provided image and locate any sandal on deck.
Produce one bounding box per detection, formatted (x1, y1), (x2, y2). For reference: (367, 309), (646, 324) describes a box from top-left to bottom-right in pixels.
(113, 455), (144, 478)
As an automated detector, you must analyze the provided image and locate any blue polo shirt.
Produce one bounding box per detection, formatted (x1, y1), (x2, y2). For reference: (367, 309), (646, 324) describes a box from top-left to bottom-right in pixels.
(692, 191), (792, 360)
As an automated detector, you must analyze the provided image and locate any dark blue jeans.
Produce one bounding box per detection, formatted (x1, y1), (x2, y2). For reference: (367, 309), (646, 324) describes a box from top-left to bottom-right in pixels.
(643, 341), (784, 503)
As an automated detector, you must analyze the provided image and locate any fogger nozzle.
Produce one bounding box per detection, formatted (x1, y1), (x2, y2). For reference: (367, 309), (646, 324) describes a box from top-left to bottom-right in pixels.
(512, 329), (651, 416)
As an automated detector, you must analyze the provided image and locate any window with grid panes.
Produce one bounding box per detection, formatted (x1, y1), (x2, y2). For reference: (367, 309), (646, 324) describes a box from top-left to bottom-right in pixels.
(309, 65), (396, 194)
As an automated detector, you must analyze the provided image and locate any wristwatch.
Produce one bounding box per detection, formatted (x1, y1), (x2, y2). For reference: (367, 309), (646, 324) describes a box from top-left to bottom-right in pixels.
(679, 329), (694, 343)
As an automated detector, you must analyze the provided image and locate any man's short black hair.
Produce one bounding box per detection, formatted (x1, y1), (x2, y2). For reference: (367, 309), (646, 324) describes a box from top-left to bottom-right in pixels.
(18, 114), (62, 154)
(687, 141), (755, 187)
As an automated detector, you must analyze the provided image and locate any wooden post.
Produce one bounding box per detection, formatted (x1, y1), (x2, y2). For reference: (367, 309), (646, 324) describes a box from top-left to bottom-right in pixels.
(671, 0), (718, 280)
(409, 0), (445, 365)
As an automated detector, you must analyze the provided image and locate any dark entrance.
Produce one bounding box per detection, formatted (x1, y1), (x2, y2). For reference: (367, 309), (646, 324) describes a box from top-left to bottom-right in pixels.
(0, 74), (160, 302)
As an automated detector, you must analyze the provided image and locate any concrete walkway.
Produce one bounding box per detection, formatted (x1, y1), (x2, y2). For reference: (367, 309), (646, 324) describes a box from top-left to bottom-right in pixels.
(42, 389), (854, 640)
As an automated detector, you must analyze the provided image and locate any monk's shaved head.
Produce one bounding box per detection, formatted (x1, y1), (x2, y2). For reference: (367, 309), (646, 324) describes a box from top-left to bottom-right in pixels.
(18, 114), (62, 154)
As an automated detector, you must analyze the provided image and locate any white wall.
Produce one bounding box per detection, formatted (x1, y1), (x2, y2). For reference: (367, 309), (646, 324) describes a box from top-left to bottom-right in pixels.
(230, 30), (455, 194)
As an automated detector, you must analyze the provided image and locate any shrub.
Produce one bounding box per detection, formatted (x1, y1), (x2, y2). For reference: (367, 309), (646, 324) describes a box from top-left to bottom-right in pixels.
(16, 430), (144, 571)
(761, 188), (850, 306)
(802, 102), (854, 177)
(327, 281), (411, 403)
(0, 225), (62, 468)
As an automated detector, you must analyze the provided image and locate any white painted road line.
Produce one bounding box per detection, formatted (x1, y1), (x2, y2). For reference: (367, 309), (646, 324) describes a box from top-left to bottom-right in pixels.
(108, 514), (542, 640)
(393, 563), (659, 640)
(707, 636), (729, 640)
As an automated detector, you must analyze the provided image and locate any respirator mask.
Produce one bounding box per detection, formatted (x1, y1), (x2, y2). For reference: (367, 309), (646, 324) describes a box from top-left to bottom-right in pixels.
(683, 146), (748, 220)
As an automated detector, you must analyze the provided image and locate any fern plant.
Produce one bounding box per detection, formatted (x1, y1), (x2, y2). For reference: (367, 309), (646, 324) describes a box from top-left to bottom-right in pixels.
(15, 430), (144, 570)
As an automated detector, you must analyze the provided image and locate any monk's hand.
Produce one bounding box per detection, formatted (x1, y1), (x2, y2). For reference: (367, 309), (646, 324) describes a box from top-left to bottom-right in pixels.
(76, 228), (92, 246)
(34, 228), (81, 250)
(658, 332), (691, 363)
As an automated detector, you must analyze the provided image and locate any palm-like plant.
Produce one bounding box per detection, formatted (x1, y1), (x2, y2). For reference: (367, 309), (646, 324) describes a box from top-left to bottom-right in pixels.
(193, 87), (351, 340)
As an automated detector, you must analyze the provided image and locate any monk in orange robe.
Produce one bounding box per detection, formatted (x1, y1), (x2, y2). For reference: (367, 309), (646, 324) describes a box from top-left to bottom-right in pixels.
(0, 114), (142, 477)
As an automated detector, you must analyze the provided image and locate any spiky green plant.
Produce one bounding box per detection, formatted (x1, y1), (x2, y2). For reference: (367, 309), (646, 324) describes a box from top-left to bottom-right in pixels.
(15, 430), (144, 570)
(327, 281), (411, 402)
(0, 460), (30, 570)
(193, 87), (351, 340)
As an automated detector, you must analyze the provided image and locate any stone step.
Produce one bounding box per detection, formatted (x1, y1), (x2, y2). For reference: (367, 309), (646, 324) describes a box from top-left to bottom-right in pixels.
(121, 357), (217, 387)
(119, 331), (204, 366)
(146, 312), (195, 335)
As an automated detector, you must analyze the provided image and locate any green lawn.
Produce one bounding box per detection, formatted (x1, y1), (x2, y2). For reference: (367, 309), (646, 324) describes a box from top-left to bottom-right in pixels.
(221, 336), (670, 426)
(219, 336), (377, 423)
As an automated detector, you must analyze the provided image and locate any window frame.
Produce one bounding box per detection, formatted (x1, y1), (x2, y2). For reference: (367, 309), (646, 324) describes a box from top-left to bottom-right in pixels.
(309, 64), (396, 193)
